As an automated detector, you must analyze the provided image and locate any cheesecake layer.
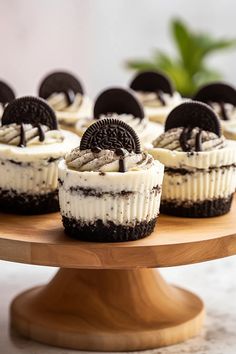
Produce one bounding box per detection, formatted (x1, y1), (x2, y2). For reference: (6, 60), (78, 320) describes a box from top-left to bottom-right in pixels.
(0, 130), (79, 195)
(149, 143), (236, 202)
(58, 159), (163, 224)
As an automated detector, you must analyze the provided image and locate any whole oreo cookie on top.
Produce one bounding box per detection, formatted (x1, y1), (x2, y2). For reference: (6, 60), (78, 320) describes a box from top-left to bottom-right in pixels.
(165, 101), (221, 136)
(194, 82), (236, 106)
(129, 71), (174, 95)
(38, 71), (84, 105)
(93, 87), (144, 120)
(80, 118), (141, 153)
(1, 96), (58, 130)
(0, 80), (15, 104)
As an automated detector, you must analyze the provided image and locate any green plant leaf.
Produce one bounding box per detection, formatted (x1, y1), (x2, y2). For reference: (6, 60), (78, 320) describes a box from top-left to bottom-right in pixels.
(125, 18), (236, 97)
(171, 19), (192, 68)
(125, 60), (158, 71)
(195, 35), (236, 56)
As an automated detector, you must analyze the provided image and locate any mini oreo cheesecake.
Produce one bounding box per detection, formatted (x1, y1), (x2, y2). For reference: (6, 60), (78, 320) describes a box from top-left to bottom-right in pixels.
(194, 82), (236, 140)
(75, 87), (163, 147)
(38, 71), (92, 133)
(149, 101), (236, 218)
(0, 96), (79, 214)
(129, 71), (182, 125)
(59, 118), (164, 242)
(0, 80), (15, 122)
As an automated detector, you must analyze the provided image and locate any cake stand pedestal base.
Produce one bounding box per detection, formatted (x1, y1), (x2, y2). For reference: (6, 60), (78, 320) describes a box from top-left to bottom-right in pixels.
(11, 268), (204, 351)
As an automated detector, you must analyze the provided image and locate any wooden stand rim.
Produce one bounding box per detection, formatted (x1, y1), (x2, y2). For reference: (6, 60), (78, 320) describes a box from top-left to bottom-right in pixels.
(1, 195), (236, 269)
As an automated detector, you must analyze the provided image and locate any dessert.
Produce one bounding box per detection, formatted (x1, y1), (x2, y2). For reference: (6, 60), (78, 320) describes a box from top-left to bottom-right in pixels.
(0, 96), (79, 214)
(129, 71), (182, 124)
(75, 87), (163, 147)
(194, 82), (236, 140)
(38, 71), (92, 133)
(149, 101), (236, 217)
(58, 118), (164, 242)
(0, 80), (15, 121)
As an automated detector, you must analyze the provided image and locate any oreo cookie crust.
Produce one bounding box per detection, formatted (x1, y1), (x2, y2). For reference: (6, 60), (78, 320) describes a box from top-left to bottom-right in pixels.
(130, 71), (174, 95)
(0, 188), (59, 214)
(93, 87), (144, 120)
(62, 216), (157, 242)
(1, 96), (58, 130)
(161, 195), (233, 218)
(194, 82), (236, 106)
(39, 71), (84, 102)
(0, 81), (15, 104)
(165, 101), (221, 136)
(80, 118), (141, 153)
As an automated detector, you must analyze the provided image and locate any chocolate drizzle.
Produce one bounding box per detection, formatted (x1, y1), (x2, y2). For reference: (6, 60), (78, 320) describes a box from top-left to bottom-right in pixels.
(116, 148), (126, 172)
(91, 146), (102, 153)
(37, 124), (45, 142)
(19, 123), (26, 147)
(219, 102), (229, 121)
(179, 127), (203, 152)
(179, 127), (191, 152)
(157, 91), (166, 106)
(195, 130), (202, 152)
(64, 89), (76, 106)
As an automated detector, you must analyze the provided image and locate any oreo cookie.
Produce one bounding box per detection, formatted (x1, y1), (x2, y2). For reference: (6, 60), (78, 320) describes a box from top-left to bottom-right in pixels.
(2, 96), (58, 130)
(194, 82), (236, 106)
(93, 87), (144, 120)
(80, 118), (141, 153)
(165, 101), (221, 136)
(0, 81), (15, 104)
(38, 71), (84, 104)
(129, 71), (174, 95)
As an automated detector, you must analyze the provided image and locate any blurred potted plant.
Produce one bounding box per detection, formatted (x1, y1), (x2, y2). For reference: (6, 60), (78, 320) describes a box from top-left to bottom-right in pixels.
(126, 19), (236, 97)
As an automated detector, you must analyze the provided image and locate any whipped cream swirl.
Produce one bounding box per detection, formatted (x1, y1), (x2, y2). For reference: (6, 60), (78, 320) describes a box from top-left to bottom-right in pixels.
(0, 123), (64, 147)
(47, 92), (83, 113)
(153, 127), (226, 152)
(65, 147), (154, 173)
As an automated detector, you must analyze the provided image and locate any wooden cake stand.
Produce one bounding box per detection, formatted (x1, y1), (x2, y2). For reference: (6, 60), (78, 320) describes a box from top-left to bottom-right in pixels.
(1, 197), (236, 351)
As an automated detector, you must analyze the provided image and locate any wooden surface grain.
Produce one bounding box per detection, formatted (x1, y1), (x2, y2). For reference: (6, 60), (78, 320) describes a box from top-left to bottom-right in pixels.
(11, 268), (204, 351)
(1, 196), (236, 269)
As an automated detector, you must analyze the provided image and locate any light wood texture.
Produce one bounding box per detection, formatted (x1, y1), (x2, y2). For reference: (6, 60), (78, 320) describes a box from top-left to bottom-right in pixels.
(11, 268), (204, 351)
(1, 195), (236, 269)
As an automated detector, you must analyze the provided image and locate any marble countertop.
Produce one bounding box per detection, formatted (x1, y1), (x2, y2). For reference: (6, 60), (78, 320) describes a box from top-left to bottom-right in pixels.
(1, 256), (236, 354)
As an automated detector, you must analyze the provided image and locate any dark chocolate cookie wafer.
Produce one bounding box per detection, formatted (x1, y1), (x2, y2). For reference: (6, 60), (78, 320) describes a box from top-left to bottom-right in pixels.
(38, 71), (84, 104)
(2, 96), (58, 130)
(130, 71), (174, 95)
(165, 101), (221, 136)
(0, 81), (15, 104)
(194, 82), (236, 106)
(93, 87), (144, 120)
(80, 118), (141, 153)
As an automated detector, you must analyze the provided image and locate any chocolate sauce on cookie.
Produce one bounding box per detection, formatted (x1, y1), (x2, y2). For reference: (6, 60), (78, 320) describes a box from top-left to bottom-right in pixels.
(19, 123), (26, 147)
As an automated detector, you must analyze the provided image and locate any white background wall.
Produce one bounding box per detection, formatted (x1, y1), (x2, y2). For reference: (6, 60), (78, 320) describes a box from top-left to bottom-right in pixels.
(0, 0), (235, 98)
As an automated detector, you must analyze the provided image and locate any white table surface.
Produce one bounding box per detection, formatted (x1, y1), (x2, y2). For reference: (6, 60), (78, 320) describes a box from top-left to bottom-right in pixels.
(1, 256), (236, 354)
